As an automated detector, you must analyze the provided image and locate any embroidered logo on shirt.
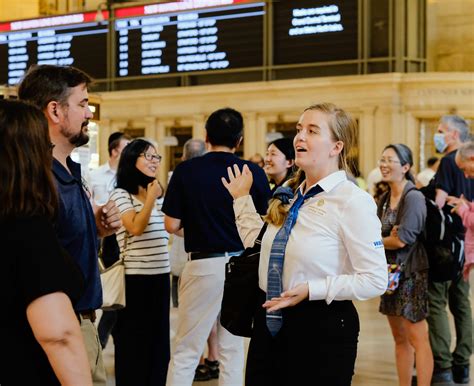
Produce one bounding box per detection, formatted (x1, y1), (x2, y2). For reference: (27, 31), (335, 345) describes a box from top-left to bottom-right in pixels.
(308, 200), (326, 216)
(373, 240), (384, 249)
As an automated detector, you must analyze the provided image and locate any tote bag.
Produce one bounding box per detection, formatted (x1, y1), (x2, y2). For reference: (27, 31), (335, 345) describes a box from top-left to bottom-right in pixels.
(99, 232), (129, 311)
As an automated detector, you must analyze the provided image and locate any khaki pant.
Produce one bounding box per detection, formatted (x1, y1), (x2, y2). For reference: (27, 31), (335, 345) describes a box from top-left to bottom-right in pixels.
(80, 317), (107, 386)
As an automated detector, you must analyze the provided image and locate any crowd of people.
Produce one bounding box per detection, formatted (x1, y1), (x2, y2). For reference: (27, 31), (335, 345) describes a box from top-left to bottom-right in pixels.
(0, 63), (472, 386)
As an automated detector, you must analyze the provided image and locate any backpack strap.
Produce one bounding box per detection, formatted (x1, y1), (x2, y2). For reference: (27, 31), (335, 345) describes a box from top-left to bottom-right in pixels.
(394, 186), (418, 226)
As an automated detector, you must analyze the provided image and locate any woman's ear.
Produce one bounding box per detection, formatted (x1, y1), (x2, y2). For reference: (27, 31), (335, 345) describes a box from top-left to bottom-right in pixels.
(402, 163), (411, 175)
(330, 140), (344, 157)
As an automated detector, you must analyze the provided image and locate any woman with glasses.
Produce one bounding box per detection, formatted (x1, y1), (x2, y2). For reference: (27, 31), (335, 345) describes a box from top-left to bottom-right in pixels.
(110, 139), (170, 386)
(376, 144), (432, 386)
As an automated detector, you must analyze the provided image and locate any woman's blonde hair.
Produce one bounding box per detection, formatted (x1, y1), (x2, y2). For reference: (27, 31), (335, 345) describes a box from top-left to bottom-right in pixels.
(264, 103), (356, 226)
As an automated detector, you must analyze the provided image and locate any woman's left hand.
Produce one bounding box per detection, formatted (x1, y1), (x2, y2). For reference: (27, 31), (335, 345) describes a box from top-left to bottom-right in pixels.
(221, 164), (253, 200)
(262, 282), (309, 312)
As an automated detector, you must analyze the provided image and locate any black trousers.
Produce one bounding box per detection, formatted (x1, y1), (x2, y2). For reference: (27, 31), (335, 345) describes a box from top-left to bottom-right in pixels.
(245, 290), (359, 386)
(113, 274), (170, 386)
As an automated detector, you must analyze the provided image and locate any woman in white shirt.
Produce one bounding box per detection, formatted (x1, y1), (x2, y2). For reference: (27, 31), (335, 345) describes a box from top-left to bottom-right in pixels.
(222, 103), (387, 386)
(110, 139), (170, 386)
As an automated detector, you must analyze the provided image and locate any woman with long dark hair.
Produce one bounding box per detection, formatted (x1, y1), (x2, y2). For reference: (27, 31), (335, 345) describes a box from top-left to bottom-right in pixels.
(0, 99), (91, 385)
(376, 143), (432, 386)
(110, 138), (170, 386)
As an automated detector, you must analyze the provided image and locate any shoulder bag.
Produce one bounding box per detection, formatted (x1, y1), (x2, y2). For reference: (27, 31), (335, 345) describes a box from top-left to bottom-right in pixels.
(221, 223), (267, 337)
(99, 230), (129, 311)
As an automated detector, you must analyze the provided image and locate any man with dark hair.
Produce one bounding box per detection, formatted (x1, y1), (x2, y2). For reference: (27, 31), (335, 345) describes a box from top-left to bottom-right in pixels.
(18, 65), (121, 386)
(89, 132), (131, 204)
(416, 156), (440, 188)
(429, 114), (473, 384)
(163, 107), (271, 385)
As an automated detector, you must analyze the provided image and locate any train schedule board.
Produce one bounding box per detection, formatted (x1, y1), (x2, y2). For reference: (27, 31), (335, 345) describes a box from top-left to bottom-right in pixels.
(273, 0), (358, 65)
(114, 1), (265, 77)
(0, 12), (109, 85)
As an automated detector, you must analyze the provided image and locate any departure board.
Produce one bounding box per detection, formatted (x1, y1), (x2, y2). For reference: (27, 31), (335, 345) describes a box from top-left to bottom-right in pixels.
(273, 0), (358, 65)
(114, 1), (264, 77)
(0, 12), (109, 85)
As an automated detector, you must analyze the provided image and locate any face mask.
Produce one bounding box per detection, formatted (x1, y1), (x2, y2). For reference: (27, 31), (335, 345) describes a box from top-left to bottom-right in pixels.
(433, 133), (447, 153)
(137, 170), (156, 189)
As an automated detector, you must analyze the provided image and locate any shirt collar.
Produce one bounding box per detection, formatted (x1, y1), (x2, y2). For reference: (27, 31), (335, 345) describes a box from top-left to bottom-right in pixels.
(104, 162), (115, 174)
(52, 157), (82, 184)
(298, 170), (347, 195)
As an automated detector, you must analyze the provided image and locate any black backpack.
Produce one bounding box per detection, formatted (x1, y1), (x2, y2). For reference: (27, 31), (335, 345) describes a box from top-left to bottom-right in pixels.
(419, 179), (464, 282)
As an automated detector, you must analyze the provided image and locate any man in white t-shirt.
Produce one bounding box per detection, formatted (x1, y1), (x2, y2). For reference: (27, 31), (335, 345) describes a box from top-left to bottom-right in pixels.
(88, 132), (131, 203)
(416, 156), (439, 188)
(90, 132), (130, 349)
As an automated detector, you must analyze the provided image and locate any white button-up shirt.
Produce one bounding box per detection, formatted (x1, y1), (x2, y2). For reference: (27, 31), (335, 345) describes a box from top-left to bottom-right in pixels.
(233, 170), (387, 304)
(88, 162), (116, 203)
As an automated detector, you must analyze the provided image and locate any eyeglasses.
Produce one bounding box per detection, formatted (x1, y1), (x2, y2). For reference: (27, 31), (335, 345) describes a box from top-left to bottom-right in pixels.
(140, 153), (162, 162)
(377, 158), (401, 166)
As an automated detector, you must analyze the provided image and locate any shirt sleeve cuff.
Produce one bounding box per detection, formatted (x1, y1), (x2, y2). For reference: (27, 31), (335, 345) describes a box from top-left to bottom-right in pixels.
(233, 195), (256, 217)
(308, 278), (328, 302)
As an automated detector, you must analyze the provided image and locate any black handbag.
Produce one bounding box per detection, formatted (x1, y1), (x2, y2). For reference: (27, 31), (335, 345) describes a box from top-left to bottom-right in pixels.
(220, 223), (267, 337)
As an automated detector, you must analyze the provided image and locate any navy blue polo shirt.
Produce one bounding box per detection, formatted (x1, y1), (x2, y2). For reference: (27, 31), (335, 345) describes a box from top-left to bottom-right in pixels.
(52, 158), (102, 312)
(163, 152), (271, 253)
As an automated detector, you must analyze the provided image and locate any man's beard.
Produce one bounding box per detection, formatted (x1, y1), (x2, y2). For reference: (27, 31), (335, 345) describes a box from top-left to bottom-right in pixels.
(62, 121), (90, 148)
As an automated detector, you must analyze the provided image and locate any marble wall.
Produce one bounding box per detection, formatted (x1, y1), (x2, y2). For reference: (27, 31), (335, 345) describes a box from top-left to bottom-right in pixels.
(96, 72), (474, 183)
(427, 0), (474, 72)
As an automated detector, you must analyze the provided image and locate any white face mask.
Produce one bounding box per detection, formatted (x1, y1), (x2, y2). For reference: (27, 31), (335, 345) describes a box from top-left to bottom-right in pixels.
(433, 133), (448, 153)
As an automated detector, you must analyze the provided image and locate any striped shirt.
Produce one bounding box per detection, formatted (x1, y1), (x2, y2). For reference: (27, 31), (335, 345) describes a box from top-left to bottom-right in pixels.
(111, 188), (170, 275)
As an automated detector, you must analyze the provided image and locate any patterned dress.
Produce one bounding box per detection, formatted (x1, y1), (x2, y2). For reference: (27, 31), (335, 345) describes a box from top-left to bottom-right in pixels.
(379, 206), (429, 323)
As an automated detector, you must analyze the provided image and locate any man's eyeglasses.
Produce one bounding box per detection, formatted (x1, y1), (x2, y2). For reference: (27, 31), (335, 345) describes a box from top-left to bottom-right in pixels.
(140, 153), (162, 162)
(377, 158), (401, 166)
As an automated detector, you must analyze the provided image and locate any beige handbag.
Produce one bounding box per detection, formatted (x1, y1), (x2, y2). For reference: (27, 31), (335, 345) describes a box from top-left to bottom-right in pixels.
(99, 232), (128, 311)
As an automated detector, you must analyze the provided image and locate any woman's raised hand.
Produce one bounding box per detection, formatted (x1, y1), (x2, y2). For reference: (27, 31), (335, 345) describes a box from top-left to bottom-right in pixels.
(221, 164), (253, 200)
(147, 179), (162, 200)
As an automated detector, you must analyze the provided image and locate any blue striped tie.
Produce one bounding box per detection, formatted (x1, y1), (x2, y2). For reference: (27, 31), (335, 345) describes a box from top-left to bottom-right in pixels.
(266, 184), (323, 336)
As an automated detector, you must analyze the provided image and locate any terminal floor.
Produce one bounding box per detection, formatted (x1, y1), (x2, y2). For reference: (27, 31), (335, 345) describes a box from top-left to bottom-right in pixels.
(101, 282), (474, 386)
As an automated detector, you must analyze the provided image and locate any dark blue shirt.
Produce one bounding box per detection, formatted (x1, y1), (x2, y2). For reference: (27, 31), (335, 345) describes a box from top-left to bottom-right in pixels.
(52, 158), (102, 312)
(435, 149), (474, 237)
(435, 150), (474, 200)
(163, 152), (271, 253)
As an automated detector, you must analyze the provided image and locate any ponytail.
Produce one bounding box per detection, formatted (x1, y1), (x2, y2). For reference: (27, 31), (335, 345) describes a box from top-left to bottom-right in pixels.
(264, 169), (305, 226)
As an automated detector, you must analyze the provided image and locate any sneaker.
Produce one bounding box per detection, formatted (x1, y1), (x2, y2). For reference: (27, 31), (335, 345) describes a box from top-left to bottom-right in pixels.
(205, 358), (220, 379)
(452, 365), (469, 384)
(431, 368), (453, 385)
(194, 364), (211, 382)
